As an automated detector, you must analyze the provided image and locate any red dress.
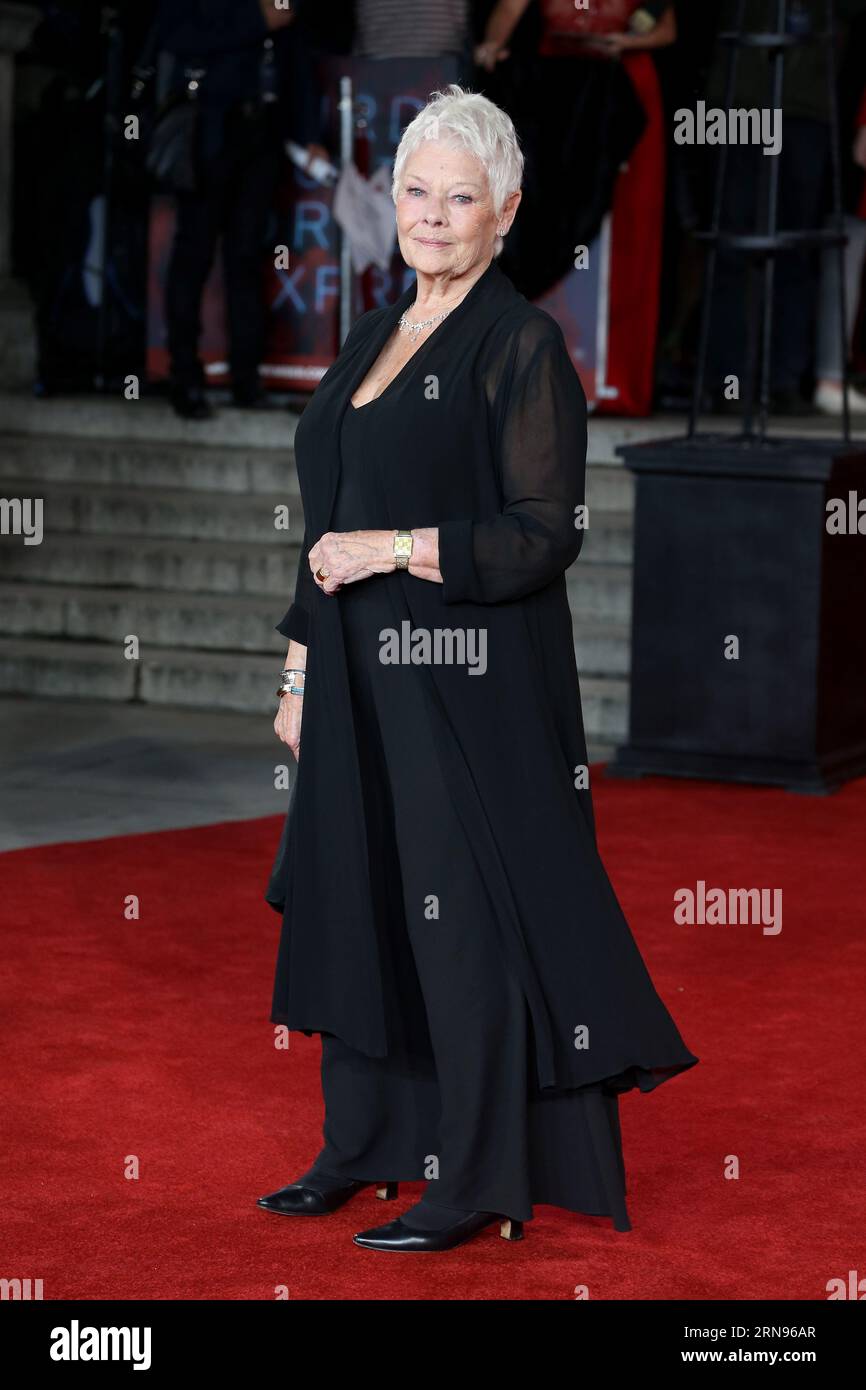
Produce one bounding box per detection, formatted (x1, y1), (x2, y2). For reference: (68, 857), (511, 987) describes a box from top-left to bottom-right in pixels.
(539, 0), (642, 48)
(539, 0), (665, 416)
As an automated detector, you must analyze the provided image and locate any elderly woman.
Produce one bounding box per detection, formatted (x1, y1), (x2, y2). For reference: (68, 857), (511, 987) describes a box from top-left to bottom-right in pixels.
(259, 86), (697, 1253)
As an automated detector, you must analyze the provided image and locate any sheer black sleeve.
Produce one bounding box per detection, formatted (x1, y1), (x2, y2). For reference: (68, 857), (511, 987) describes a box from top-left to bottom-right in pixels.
(275, 527), (315, 646)
(437, 315), (587, 605)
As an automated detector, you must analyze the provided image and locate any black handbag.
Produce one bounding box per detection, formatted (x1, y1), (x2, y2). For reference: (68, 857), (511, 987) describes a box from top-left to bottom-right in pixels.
(130, 18), (277, 195)
(144, 67), (205, 194)
(129, 16), (206, 196)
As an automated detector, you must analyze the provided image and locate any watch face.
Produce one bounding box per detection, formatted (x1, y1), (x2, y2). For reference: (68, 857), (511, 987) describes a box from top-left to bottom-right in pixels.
(394, 535), (413, 557)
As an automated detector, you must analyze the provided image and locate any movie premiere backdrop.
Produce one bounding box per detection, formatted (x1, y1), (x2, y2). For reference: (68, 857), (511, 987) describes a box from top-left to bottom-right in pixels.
(146, 55), (661, 415)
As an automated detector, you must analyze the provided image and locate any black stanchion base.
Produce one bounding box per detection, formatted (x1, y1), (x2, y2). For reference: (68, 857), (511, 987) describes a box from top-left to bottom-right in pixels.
(606, 742), (866, 795)
(607, 434), (866, 794)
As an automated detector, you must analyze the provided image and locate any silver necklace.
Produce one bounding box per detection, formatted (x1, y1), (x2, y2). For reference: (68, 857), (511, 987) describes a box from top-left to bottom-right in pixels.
(397, 306), (454, 342)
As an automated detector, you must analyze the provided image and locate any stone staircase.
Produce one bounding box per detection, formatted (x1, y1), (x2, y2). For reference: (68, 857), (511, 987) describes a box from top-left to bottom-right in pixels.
(0, 393), (652, 757)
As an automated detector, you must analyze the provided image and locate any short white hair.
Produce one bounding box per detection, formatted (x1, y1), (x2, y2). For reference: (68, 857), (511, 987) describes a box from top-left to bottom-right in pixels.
(391, 84), (524, 219)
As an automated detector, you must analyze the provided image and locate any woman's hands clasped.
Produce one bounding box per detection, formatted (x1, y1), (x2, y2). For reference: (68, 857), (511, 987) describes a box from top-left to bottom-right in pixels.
(274, 529), (443, 759)
(308, 530), (396, 595)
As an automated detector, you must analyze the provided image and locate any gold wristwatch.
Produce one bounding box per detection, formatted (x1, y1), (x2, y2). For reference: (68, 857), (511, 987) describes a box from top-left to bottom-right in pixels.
(393, 530), (414, 570)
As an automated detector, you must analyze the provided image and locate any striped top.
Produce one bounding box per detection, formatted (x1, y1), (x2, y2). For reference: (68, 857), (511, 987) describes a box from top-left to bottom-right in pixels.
(354, 0), (469, 58)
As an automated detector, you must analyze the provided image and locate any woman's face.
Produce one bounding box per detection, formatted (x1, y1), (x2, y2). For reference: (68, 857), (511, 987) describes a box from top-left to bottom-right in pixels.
(395, 139), (520, 282)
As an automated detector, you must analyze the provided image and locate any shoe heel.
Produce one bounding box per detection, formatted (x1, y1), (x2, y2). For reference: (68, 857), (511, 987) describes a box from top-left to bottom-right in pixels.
(499, 1217), (524, 1241)
(375, 1182), (399, 1200)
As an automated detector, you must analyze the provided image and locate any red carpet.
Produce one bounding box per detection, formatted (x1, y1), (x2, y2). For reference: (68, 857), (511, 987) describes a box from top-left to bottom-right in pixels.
(2, 770), (864, 1301)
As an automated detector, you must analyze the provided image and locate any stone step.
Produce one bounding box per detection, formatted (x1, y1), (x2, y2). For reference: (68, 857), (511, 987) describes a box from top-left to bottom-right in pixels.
(0, 638), (276, 711)
(579, 673), (628, 741)
(138, 646), (279, 713)
(0, 432), (635, 512)
(0, 634), (630, 737)
(0, 393), (301, 449)
(0, 581), (631, 673)
(578, 509), (632, 564)
(0, 636), (137, 702)
(0, 566), (631, 636)
(0, 582), (288, 653)
(4, 391), (856, 454)
(573, 618), (630, 676)
(0, 476), (303, 544)
(0, 534), (300, 597)
(566, 563), (632, 623)
(2, 470), (623, 556)
(0, 389), (636, 728)
(1, 522), (632, 609)
(0, 432), (297, 496)
(585, 464), (634, 512)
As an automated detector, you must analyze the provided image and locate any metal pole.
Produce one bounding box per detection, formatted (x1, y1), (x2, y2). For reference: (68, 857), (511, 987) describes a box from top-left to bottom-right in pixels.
(338, 74), (354, 347)
(689, 0), (748, 438)
(825, 0), (850, 443)
(742, 258), (759, 438)
(96, 5), (121, 391)
(757, 0), (787, 441)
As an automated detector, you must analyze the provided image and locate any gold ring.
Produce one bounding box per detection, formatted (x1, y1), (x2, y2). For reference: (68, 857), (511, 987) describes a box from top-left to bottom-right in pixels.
(316, 567), (330, 581)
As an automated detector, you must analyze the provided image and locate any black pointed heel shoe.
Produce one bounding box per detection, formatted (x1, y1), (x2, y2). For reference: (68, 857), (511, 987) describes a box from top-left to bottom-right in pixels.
(257, 1177), (399, 1216)
(353, 1210), (524, 1252)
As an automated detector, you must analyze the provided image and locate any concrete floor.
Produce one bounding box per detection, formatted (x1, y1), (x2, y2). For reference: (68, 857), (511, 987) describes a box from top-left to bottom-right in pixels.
(0, 696), (292, 851)
(0, 695), (617, 851)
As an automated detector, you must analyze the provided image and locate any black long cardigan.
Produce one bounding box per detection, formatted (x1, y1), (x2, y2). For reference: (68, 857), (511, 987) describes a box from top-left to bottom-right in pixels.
(266, 259), (698, 1096)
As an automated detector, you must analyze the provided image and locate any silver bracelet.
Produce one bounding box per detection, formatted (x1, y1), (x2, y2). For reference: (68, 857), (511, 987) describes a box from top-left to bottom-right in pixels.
(277, 667), (306, 697)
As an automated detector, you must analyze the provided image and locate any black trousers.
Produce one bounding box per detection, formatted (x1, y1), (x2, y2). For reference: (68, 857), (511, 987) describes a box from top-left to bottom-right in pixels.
(306, 569), (631, 1230)
(165, 106), (281, 390)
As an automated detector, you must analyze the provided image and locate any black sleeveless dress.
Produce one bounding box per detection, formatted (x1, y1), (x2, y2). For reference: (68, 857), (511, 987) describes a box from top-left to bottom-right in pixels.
(307, 397), (632, 1230)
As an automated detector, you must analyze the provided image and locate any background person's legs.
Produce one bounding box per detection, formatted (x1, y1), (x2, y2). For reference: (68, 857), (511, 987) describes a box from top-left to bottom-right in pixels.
(165, 182), (225, 391)
(222, 110), (282, 400)
(772, 117), (831, 399)
(815, 212), (866, 411)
